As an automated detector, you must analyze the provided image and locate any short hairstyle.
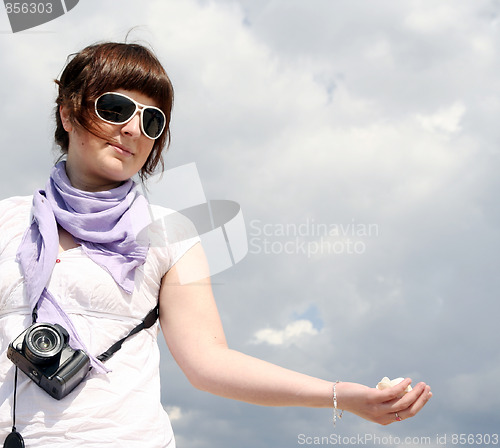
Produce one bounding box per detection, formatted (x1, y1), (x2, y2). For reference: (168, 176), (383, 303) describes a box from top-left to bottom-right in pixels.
(54, 41), (174, 181)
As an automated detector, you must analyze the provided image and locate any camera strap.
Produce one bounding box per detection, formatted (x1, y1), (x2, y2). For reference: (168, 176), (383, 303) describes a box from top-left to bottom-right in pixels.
(96, 304), (159, 363)
(3, 368), (24, 448)
(32, 302), (160, 364)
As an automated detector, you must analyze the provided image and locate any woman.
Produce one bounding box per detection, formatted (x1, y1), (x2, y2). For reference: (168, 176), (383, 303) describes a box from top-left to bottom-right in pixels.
(0, 41), (432, 447)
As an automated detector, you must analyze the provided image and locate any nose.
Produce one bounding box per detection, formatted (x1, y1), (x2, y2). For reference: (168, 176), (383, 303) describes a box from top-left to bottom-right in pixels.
(120, 110), (142, 138)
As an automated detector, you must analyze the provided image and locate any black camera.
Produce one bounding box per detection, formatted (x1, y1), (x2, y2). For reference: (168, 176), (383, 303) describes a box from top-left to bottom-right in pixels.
(7, 323), (90, 400)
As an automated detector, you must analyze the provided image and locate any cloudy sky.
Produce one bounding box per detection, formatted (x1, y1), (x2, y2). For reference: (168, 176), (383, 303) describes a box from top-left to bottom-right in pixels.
(2, 1), (500, 446)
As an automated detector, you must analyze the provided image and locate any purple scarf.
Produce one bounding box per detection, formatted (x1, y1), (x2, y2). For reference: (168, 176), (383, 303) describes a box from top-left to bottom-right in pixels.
(16, 161), (151, 373)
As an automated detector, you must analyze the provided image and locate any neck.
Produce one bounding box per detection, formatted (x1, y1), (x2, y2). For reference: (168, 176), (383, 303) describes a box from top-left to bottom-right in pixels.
(64, 161), (124, 192)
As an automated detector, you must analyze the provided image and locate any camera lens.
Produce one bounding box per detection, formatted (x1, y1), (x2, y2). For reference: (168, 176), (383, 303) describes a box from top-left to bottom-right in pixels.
(24, 324), (64, 365)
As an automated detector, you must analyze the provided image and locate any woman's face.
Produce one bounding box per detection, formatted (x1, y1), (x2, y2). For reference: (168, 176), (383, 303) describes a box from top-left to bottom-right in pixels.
(61, 89), (158, 192)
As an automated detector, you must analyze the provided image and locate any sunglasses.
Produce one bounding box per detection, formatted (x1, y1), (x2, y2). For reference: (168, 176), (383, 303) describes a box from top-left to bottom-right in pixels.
(94, 92), (166, 140)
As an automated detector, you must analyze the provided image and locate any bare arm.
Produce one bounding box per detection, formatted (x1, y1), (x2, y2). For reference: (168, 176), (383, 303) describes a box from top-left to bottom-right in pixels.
(159, 243), (432, 424)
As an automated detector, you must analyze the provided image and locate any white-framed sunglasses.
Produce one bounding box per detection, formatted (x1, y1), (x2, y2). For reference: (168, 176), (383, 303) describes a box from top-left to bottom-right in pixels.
(94, 92), (166, 140)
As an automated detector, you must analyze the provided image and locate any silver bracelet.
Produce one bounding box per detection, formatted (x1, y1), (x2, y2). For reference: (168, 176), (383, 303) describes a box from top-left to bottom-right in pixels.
(333, 381), (343, 426)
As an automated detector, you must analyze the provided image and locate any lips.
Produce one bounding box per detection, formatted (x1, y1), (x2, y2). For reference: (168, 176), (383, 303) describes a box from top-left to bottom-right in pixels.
(109, 143), (134, 157)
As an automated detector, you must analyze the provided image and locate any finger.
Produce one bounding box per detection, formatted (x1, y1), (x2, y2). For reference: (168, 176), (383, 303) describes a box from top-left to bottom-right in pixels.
(379, 384), (432, 425)
(396, 385), (433, 420)
(397, 380), (426, 401)
(380, 410), (404, 426)
(384, 382), (428, 411)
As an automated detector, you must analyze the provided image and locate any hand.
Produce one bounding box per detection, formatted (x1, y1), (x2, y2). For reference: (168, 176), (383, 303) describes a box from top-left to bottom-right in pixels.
(336, 379), (432, 425)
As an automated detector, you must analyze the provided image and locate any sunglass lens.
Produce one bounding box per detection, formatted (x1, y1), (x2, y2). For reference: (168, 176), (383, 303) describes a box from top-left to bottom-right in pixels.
(143, 108), (165, 139)
(96, 94), (136, 123)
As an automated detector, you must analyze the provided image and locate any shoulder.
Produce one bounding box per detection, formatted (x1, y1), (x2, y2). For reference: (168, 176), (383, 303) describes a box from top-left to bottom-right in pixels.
(147, 204), (199, 246)
(0, 195), (32, 209)
(146, 204), (201, 275)
(0, 195), (32, 225)
(0, 195), (32, 252)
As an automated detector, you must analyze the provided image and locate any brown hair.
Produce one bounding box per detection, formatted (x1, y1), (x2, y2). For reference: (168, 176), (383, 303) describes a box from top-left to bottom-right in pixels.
(54, 41), (174, 181)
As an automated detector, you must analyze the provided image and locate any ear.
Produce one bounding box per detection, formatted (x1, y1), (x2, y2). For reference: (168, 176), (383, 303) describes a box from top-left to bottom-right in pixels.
(59, 105), (73, 132)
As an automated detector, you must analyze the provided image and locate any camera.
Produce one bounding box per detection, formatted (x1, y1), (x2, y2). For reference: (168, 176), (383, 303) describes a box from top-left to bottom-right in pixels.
(7, 323), (90, 400)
